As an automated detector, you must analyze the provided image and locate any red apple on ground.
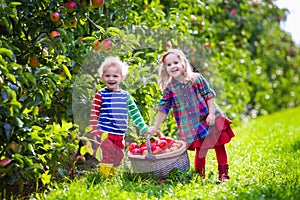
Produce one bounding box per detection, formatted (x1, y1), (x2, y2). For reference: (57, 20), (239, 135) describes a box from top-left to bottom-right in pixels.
(29, 57), (39, 68)
(50, 12), (60, 22)
(49, 30), (60, 40)
(92, 0), (104, 7)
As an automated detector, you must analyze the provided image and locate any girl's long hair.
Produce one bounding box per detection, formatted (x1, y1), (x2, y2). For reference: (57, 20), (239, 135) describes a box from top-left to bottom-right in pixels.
(158, 48), (194, 90)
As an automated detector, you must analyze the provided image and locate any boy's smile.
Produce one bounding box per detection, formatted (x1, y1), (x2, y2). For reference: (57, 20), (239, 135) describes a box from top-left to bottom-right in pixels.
(101, 65), (123, 91)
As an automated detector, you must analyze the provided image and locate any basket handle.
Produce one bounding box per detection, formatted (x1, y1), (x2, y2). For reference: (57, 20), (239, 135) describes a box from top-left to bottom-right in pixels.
(145, 133), (156, 161)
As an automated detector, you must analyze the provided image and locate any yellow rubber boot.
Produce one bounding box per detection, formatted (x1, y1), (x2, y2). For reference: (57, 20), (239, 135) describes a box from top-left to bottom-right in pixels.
(99, 163), (113, 178)
(110, 167), (118, 175)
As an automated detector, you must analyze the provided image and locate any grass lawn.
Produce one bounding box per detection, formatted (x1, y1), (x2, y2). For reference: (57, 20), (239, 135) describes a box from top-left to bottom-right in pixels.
(32, 107), (300, 200)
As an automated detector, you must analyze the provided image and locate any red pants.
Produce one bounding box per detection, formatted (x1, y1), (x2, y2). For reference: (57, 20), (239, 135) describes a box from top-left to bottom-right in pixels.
(100, 134), (125, 167)
(194, 145), (228, 169)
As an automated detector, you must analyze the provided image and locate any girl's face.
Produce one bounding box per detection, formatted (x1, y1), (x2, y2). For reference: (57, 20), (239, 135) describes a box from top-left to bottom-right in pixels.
(101, 65), (123, 91)
(164, 53), (185, 80)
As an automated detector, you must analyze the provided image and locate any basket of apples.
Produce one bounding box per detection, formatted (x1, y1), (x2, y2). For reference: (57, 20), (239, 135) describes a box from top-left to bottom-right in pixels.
(127, 133), (190, 179)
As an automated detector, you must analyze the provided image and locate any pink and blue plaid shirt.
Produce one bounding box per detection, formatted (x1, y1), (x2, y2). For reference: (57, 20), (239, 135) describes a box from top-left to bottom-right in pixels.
(158, 75), (221, 144)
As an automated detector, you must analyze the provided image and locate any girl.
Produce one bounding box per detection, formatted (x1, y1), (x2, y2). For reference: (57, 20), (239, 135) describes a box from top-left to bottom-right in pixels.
(90, 56), (148, 178)
(149, 48), (235, 183)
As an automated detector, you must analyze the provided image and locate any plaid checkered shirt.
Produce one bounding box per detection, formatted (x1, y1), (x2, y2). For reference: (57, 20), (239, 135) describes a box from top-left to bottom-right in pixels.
(158, 75), (221, 144)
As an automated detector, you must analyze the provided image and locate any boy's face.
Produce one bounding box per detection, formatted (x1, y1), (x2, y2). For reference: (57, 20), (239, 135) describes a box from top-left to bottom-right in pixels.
(102, 65), (123, 91)
(164, 53), (184, 79)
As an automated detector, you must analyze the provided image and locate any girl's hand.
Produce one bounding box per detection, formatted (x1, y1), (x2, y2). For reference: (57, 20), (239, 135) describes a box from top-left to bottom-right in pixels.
(206, 113), (216, 126)
(190, 72), (201, 82)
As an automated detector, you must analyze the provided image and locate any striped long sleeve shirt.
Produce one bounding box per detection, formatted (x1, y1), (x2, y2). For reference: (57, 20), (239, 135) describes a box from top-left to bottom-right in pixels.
(90, 88), (148, 136)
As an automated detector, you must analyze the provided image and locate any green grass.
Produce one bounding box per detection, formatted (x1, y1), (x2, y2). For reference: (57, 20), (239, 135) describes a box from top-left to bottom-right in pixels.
(32, 107), (300, 200)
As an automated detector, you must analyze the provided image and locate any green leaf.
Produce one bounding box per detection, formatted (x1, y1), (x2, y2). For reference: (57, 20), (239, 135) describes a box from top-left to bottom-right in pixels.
(41, 170), (51, 185)
(62, 65), (72, 80)
(0, 47), (13, 59)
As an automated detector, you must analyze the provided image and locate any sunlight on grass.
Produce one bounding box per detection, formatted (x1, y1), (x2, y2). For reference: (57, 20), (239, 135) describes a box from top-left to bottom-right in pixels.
(32, 107), (300, 200)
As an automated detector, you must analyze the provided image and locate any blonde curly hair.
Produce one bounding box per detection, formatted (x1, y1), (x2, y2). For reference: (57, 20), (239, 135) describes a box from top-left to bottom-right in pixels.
(97, 56), (129, 79)
(158, 48), (194, 90)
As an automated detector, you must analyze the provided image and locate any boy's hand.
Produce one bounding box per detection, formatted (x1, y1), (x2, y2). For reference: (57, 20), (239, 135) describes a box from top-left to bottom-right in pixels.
(144, 126), (158, 137)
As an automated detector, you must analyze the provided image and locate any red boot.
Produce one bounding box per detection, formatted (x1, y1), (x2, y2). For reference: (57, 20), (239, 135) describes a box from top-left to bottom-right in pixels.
(217, 164), (229, 183)
(195, 167), (205, 179)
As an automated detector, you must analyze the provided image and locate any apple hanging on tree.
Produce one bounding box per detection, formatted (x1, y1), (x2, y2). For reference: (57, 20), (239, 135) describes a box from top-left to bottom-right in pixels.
(92, 39), (113, 52)
(29, 57), (39, 68)
(92, 0), (104, 7)
(99, 39), (113, 52)
(65, 1), (77, 12)
(49, 30), (60, 40)
(50, 12), (60, 22)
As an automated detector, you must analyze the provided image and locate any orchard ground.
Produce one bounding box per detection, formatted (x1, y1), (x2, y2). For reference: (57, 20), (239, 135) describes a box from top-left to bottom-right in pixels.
(22, 106), (300, 200)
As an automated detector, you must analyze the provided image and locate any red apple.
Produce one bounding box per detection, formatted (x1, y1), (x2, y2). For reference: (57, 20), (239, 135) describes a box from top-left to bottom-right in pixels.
(0, 158), (12, 167)
(159, 137), (175, 146)
(29, 57), (39, 68)
(152, 146), (162, 155)
(92, 40), (101, 52)
(230, 9), (237, 15)
(49, 30), (60, 40)
(65, 1), (77, 12)
(129, 143), (139, 152)
(50, 12), (60, 22)
(139, 146), (147, 154)
(131, 148), (142, 155)
(139, 142), (146, 148)
(99, 39), (113, 52)
(156, 140), (167, 149)
(142, 149), (148, 155)
(92, 0), (104, 7)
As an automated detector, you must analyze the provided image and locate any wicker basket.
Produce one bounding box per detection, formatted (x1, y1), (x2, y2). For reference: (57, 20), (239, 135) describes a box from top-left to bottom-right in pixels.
(127, 135), (190, 179)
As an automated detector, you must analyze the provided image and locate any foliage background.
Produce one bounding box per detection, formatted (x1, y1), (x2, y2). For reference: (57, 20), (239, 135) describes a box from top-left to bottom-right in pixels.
(0, 0), (299, 196)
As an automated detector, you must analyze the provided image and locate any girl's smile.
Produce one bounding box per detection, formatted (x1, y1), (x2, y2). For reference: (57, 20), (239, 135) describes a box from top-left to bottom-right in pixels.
(164, 53), (185, 81)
